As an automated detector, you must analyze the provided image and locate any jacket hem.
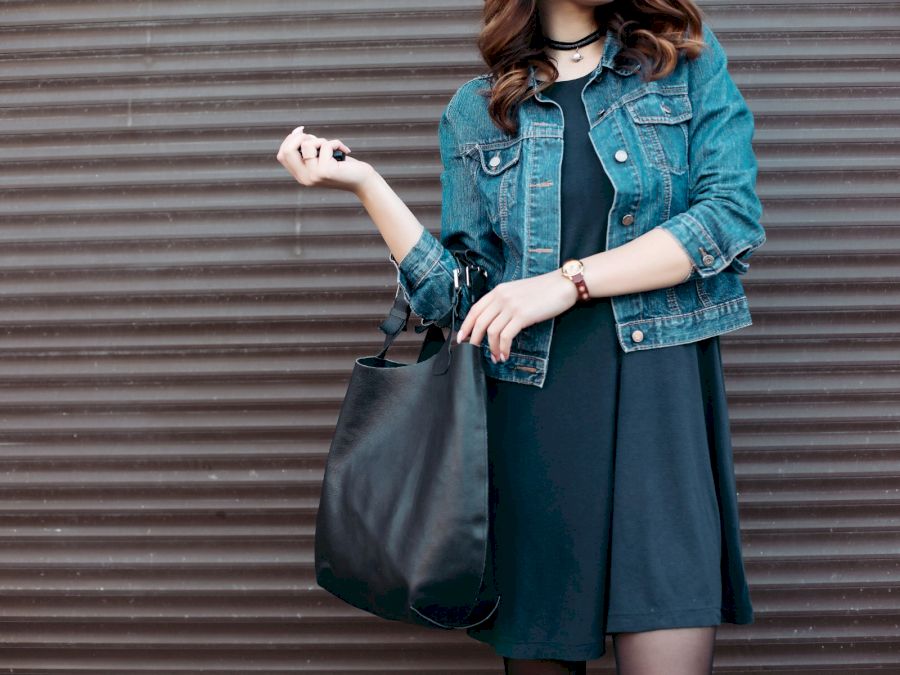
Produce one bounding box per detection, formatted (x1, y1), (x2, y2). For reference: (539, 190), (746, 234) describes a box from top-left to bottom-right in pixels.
(617, 296), (753, 353)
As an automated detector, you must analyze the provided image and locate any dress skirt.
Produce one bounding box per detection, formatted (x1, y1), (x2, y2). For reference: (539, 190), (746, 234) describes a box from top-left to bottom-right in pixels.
(464, 70), (753, 661)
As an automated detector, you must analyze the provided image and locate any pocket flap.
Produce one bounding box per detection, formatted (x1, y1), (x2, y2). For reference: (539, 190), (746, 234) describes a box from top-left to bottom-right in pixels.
(475, 140), (522, 175)
(625, 91), (692, 124)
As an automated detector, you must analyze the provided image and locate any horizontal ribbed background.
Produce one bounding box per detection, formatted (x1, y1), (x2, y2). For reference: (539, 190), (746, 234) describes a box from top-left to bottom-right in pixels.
(0, 0), (898, 672)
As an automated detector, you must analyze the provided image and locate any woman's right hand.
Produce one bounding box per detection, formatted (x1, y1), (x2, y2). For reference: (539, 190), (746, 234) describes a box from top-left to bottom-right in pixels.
(275, 126), (376, 194)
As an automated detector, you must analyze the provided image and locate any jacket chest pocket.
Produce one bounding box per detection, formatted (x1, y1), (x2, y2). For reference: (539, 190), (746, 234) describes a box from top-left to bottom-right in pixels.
(469, 138), (524, 266)
(624, 90), (692, 175)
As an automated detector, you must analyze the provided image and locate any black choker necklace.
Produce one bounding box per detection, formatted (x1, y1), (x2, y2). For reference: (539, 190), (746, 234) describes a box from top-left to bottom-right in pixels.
(543, 27), (605, 62)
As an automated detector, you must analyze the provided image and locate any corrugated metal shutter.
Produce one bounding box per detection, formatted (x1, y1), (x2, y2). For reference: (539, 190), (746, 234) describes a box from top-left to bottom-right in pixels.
(0, 0), (897, 672)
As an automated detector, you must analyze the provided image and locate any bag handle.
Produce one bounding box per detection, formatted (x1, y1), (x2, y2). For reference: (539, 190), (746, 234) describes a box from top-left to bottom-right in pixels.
(378, 249), (486, 344)
(376, 285), (413, 355)
(376, 271), (468, 375)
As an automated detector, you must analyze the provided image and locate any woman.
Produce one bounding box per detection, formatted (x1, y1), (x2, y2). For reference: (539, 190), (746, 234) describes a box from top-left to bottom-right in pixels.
(277, 0), (765, 673)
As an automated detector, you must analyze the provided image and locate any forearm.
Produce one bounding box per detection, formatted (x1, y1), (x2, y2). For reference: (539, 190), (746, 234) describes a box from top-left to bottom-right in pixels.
(580, 227), (694, 299)
(353, 169), (425, 265)
(356, 168), (464, 325)
(359, 165), (693, 307)
(457, 221), (697, 352)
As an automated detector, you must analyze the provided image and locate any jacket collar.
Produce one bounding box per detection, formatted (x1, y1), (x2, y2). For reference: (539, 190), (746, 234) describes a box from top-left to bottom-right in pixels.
(527, 26), (640, 90)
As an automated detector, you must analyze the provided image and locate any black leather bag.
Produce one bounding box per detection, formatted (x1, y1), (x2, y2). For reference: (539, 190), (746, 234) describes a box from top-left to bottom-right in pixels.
(314, 259), (500, 630)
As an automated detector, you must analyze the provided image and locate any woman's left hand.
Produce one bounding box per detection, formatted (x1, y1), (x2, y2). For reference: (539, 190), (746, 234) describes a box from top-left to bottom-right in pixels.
(456, 271), (578, 362)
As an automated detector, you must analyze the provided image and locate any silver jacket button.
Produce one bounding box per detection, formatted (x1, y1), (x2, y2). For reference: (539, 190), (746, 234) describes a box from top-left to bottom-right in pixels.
(621, 213), (634, 226)
(615, 149), (628, 162)
(489, 155), (501, 168)
(702, 253), (715, 266)
(631, 329), (644, 343)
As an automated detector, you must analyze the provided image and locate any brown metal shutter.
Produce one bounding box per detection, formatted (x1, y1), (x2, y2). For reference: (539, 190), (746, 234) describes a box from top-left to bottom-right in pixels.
(700, 2), (900, 673)
(1, 1), (897, 672)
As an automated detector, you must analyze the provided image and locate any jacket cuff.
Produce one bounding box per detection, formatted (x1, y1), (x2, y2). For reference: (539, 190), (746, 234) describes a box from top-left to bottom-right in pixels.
(654, 212), (763, 280)
(389, 226), (445, 292)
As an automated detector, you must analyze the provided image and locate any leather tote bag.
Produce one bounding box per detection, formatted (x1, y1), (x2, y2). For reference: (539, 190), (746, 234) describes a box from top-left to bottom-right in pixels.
(314, 259), (500, 630)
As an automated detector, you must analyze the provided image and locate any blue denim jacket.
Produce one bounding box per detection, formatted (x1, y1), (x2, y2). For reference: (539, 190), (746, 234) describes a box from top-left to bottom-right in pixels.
(390, 23), (765, 388)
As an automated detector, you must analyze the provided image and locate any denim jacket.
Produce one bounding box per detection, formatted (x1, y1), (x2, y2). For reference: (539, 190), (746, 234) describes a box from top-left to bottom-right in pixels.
(389, 23), (765, 388)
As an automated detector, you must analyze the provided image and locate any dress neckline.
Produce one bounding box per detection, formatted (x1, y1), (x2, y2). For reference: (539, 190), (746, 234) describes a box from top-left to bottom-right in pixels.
(554, 70), (594, 84)
(538, 69), (594, 87)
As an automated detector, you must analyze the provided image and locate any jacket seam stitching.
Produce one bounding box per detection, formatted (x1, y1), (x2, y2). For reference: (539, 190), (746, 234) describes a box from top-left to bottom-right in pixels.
(409, 249), (443, 292)
(618, 295), (748, 326)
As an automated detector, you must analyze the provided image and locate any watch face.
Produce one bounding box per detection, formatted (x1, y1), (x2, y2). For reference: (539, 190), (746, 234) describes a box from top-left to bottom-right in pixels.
(562, 259), (584, 276)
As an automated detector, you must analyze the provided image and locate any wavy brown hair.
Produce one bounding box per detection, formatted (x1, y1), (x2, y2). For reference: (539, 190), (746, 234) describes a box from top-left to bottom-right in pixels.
(477, 0), (707, 135)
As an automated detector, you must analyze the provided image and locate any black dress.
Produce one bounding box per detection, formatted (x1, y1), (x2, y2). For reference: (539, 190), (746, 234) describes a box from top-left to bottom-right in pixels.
(464, 70), (754, 661)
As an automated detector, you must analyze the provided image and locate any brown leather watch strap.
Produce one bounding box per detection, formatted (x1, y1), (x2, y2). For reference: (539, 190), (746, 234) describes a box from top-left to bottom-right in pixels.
(570, 271), (589, 302)
(561, 259), (590, 302)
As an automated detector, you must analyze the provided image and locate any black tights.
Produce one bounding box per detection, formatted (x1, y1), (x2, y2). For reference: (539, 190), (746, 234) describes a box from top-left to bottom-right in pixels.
(502, 626), (716, 675)
(503, 656), (586, 675)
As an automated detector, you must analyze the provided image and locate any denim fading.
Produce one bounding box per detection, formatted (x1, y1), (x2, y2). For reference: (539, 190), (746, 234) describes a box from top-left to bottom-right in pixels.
(389, 23), (766, 389)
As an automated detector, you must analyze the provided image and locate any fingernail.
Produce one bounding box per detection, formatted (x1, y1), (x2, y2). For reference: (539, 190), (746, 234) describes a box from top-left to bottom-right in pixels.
(456, 331), (462, 343)
(491, 354), (497, 364)
(500, 353), (507, 362)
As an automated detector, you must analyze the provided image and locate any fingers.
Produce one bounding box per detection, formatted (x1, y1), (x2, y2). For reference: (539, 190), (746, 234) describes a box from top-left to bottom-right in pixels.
(495, 316), (523, 362)
(456, 299), (483, 345)
(275, 127), (309, 176)
(275, 126), (352, 185)
(287, 126), (351, 158)
(326, 137), (352, 156)
(458, 296), (512, 362)
(296, 136), (338, 183)
(297, 136), (329, 178)
(485, 311), (516, 363)
(458, 290), (498, 345)
(312, 138), (347, 168)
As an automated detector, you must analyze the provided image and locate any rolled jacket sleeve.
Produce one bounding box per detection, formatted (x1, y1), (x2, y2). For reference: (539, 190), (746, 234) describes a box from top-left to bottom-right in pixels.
(389, 94), (504, 327)
(654, 23), (766, 279)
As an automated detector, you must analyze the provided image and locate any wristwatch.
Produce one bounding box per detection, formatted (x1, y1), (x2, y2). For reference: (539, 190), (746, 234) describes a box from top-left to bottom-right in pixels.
(560, 258), (590, 302)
